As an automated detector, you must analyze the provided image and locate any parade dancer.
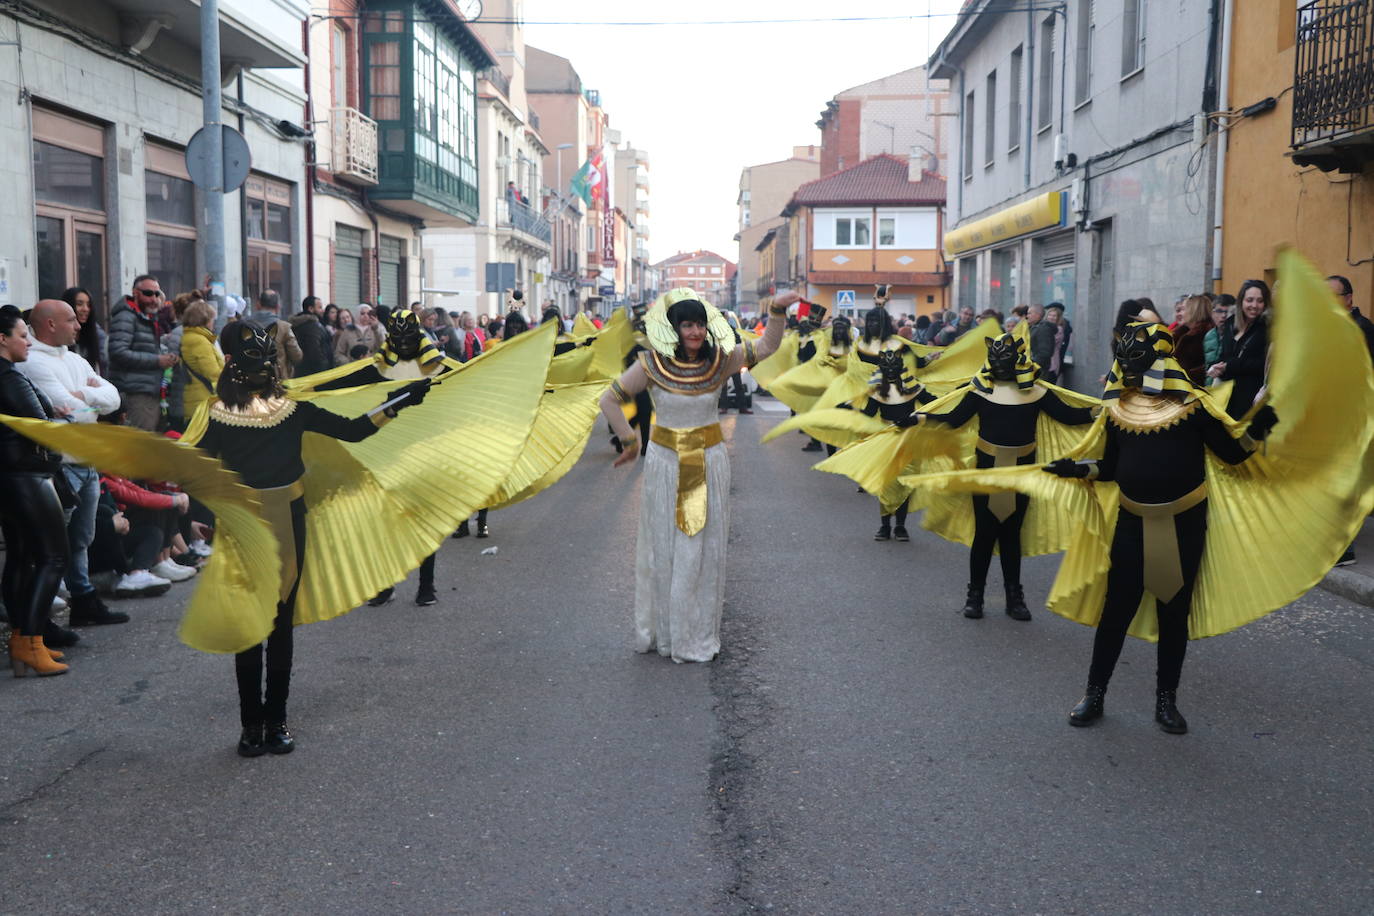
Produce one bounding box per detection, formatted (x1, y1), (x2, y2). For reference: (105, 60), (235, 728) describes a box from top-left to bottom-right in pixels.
(292, 307), (462, 606)
(1044, 322), (1275, 732)
(195, 322), (430, 753)
(599, 288), (789, 662)
(905, 333), (1095, 619)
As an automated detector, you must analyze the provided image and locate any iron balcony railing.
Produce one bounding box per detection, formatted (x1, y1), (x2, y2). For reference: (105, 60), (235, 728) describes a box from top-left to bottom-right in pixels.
(330, 107), (378, 185)
(1292, 0), (1374, 148)
(497, 197), (552, 244)
(483, 66), (511, 100)
(528, 109), (540, 132)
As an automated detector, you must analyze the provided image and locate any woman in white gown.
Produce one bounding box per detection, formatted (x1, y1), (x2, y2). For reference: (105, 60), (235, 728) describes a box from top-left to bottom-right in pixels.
(600, 288), (794, 662)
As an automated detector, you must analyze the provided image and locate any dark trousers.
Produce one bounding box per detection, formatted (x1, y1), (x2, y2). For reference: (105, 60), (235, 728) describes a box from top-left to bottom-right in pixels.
(969, 492), (1029, 590)
(632, 393), (652, 456)
(881, 503), (910, 527)
(0, 474), (69, 635)
(124, 505), (179, 570)
(1088, 502), (1207, 691)
(723, 372), (747, 407)
(236, 498), (307, 727)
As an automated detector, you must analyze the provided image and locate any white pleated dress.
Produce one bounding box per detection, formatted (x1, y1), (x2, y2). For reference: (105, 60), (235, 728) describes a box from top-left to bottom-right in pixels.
(634, 386), (731, 662)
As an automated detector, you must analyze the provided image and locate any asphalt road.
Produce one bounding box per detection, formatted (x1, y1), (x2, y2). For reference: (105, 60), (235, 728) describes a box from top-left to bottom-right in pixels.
(2, 395), (1372, 914)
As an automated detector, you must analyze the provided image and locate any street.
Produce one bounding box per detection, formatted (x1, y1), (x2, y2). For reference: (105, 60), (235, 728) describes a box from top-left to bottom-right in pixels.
(2, 397), (1372, 915)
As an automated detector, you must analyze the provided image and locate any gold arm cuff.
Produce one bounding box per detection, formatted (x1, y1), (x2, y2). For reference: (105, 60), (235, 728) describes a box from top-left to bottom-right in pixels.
(370, 411), (393, 428)
(649, 423), (725, 536)
(768, 304), (787, 316)
(744, 339), (758, 368)
(610, 380), (634, 404)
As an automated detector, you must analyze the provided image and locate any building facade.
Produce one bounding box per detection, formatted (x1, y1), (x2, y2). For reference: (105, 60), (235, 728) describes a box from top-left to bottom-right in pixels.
(1219, 0), (1374, 307)
(422, 0), (550, 318)
(654, 250), (736, 309)
(931, 0), (1226, 387)
(779, 155), (947, 318)
(736, 147), (821, 310)
(13, 0), (309, 315)
(817, 65), (953, 176)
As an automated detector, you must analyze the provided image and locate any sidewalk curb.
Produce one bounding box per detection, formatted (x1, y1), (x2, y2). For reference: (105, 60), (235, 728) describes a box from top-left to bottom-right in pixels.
(1316, 568), (1374, 608)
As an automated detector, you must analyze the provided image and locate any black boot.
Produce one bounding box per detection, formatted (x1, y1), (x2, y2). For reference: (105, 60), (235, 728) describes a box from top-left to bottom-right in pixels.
(874, 522), (891, 541)
(237, 724), (266, 757)
(1155, 689), (1188, 734)
(264, 721), (295, 754)
(69, 590), (130, 626)
(1004, 584), (1032, 621)
(475, 522), (490, 538)
(452, 520), (470, 539)
(43, 618), (81, 648)
(802, 439), (823, 452)
(961, 583), (984, 619)
(1069, 684), (1107, 727)
(415, 584), (437, 607)
(367, 587), (395, 607)
(893, 525), (910, 542)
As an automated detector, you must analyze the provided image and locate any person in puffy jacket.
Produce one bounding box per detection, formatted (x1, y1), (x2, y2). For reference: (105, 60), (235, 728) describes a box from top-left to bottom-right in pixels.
(109, 275), (178, 430)
(288, 296), (333, 377)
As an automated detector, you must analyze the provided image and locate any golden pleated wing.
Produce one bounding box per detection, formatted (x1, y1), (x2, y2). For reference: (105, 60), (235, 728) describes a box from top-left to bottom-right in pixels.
(0, 415), (279, 654)
(489, 380), (611, 510)
(288, 321), (556, 623)
(750, 330), (801, 389)
(547, 343), (596, 385)
(573, 312), (599, 338)
(767, 350), (849, 415)
(760, 407), (889, 450)
(587, 311), (637, 380)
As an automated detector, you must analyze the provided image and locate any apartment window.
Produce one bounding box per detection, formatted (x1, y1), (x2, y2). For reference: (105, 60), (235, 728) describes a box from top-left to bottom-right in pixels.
(32, 108), (107, 308)
(711, 266), (721, 274)
(1038, 16), (1056, 131)
(984, 70), (997, 166)
(1122, 0), (1146, 76)
(1008, 46), (1023, 151)
(963, 89), (975, 178)
(832, 215), (871, 247)
(145, 143), (197, 300)
(878, 218), (896, 246)
(365, 12), (402, 121)
(1075, 0), (1094, 105)
(244, 176), (293, 306)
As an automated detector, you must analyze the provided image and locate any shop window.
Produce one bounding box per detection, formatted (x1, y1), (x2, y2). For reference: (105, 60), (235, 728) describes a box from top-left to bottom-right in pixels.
(334, 224), (365, 308)
(32, 108), (107, 310)
(145, 142), (197, 299)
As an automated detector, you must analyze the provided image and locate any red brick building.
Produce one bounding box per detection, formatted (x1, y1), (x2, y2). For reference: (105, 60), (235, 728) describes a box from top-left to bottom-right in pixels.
(653, 250), (737, 308)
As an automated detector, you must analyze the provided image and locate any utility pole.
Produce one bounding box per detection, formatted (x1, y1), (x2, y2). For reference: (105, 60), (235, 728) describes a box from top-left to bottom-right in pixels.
(200, 0), (227, 325)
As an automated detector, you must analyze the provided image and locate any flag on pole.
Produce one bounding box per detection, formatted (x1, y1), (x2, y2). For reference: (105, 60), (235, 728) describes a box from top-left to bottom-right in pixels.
(570, 152), (604, 206)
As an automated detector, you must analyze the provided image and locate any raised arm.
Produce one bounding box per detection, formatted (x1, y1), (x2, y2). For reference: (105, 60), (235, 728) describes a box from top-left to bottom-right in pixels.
(600, 361), (650, 466)
(729, 291), (797, 374)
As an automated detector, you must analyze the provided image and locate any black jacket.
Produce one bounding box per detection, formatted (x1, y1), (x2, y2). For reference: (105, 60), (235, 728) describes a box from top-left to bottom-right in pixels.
(0, 357), (60, 473)
(289, 312), (334, 376)
(107, 298), (163, 395)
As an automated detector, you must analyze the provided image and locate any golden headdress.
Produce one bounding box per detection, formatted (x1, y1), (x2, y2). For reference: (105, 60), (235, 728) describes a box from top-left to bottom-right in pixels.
(644, 288), (736, 360)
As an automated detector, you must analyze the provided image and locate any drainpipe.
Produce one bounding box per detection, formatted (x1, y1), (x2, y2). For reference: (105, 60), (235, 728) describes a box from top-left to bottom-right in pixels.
(302, 18), (316, 298)
(1024, 7), (1035, 189)
(1211, 0), (1235, 290)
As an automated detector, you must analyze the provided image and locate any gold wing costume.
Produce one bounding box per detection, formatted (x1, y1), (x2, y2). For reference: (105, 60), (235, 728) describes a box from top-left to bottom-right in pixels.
(766, 325), (855, 414)
(899, 250), (1374, 640)
(0, 322), (558, 653)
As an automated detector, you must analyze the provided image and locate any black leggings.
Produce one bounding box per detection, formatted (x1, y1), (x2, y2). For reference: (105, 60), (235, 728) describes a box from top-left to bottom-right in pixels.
(1088, 502), (1207, 692)
(969, 492), (1029, 590)
(632, 393), (652, 456)
(881, 503), (910, 527)
(236, 498), (307, 727)
(0, 474), (69, 635)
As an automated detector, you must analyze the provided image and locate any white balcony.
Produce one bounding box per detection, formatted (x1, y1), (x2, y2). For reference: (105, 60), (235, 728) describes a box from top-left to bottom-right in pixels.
(330, 107), (378, 185)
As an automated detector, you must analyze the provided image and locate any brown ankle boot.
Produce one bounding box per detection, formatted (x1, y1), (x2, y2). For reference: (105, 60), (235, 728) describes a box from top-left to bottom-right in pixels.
(9, 632), (62, 662)
(11, 634), (70, 677)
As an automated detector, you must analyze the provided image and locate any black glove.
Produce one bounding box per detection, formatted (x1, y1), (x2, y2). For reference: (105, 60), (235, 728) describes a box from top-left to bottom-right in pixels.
(1246, 404), (1278, 441)
(1043, 458), (1092, 478)
(894, 412), (925, 428)
(382, 379), (431, 416)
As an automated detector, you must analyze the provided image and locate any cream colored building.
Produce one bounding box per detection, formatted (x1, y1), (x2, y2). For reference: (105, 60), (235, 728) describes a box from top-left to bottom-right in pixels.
(736, 147), (821, 308)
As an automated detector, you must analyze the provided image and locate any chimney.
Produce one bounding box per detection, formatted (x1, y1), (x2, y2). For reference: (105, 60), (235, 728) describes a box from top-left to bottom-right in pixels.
(909, 146), (939, 180)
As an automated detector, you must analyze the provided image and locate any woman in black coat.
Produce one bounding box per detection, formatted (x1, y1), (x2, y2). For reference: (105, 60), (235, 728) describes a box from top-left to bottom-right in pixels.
(1208, 280), (1270, 419)
(0, 305), (72, 676)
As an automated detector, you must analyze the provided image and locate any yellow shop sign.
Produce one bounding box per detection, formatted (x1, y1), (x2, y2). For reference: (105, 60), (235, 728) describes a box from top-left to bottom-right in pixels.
(943, 191), (1064, 257)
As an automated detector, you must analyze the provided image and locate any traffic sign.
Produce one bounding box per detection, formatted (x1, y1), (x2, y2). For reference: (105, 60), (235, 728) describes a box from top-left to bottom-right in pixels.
(185, 125), (251, 193)
(836, 289), (856, 307)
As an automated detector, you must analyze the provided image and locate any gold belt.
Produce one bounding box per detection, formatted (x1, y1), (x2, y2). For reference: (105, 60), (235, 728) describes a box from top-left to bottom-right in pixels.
(650, 423), (725, 536)
(976, 437), (1036, 521)
(255, 478), (306, 602)
(1118, 482), (1209, 603)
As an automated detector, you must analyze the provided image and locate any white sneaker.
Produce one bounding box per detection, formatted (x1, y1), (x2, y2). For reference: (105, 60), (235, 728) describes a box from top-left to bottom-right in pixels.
(189, 539), (213, 558)
(51, 595), (68, 612)
(115, 570), (173, 597)
(152, 559), (197, 582)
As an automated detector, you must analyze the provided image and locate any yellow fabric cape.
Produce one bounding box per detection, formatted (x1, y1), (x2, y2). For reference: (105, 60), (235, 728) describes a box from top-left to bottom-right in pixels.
(1, 321), (558, 654)
(767, 327), (854, 414)
(586, 310), (637, 381)
(488, 380), (611, 509)
(572, 312), (599, 337)
(899, 250), (1374, 641)
(750, 329), (802, 389)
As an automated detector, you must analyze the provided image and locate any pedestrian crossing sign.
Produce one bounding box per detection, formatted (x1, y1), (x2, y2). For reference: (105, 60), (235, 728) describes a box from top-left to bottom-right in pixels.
(836, 290), (856, 307)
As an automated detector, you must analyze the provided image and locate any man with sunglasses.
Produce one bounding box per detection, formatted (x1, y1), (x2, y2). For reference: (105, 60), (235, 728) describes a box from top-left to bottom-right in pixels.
(109, 275), (178, 431)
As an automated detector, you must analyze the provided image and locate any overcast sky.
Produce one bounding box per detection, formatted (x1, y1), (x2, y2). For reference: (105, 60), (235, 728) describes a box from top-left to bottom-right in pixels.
(523, 0), (967, 265)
